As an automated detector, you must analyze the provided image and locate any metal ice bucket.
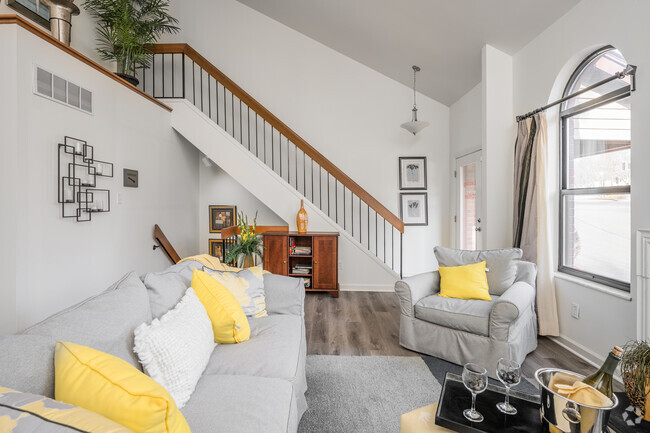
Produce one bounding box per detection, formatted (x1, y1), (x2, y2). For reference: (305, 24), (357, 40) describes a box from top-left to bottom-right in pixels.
(535, 368), (618, 433)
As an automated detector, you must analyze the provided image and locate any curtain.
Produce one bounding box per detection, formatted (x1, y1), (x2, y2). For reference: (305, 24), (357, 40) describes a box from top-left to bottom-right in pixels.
(513, 113), (559, 336)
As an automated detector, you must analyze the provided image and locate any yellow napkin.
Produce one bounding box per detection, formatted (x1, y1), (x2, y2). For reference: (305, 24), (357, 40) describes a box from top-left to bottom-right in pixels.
(553, 381), (613, 408)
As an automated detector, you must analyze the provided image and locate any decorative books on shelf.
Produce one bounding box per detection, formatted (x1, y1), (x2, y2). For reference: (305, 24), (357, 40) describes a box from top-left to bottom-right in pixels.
(291, 264), (312, 275)
(289, 237), (312, 255)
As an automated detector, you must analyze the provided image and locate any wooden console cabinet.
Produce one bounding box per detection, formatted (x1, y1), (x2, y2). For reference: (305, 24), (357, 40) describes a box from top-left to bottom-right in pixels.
(263, 231), (339, 298)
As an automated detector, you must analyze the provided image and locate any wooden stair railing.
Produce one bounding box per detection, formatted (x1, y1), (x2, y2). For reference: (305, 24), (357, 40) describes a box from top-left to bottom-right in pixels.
(153, 224), (181, 264)
(140, 44), (403, 276)
(220, 225), (288, 240)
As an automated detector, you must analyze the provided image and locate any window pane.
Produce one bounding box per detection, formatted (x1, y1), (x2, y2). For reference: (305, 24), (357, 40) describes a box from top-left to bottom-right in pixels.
(564, 98), (630, 189)
(562, 193), (630, 283)
(563, 49), (629, 111)
(460, 162), (477, 250)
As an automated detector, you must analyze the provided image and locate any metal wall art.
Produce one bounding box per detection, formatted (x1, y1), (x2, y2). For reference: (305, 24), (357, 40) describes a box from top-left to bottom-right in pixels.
(58, 136), (114, 222)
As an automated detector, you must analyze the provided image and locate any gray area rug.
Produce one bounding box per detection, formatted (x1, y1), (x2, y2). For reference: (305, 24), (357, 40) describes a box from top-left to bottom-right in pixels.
(298, 355), (441, 433)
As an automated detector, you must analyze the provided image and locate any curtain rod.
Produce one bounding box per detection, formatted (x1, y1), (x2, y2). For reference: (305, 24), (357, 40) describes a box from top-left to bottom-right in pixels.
(515, 64), (637, 122)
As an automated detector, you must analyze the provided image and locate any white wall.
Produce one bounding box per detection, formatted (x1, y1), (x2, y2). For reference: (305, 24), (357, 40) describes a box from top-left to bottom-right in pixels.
(482, 45), (514, 250)
(0, 24), (200, 334)
(198, 162), (287, 252)
(512, 0), (647, 359)
(0, 0), (110, 69)
(0, 24), (19, 334)
(449, 83), (482, 247)
(166, 0), (450, 278)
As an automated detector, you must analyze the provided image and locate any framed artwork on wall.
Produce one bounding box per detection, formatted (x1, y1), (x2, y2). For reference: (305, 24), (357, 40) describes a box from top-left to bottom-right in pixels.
(399, 157), (427, 190)
(400, 192), (428, 226)
(209, 239), (224, 261)
(209, 205), (237, 233)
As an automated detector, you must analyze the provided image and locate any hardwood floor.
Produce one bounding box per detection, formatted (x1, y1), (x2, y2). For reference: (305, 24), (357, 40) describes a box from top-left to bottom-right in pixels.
(305, 291), (615, 388)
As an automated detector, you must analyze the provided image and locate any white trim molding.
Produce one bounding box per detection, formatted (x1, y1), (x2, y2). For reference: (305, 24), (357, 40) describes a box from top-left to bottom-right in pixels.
(340, 283), (395, 292)
(636, 229), (650, 341)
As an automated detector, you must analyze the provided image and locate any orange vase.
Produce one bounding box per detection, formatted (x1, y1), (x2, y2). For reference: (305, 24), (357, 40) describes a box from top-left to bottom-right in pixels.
(297, 200), (308, 233)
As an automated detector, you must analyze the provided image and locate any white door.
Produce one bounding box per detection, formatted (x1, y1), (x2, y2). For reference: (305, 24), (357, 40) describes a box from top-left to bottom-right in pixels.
(455, 151), (483, 250)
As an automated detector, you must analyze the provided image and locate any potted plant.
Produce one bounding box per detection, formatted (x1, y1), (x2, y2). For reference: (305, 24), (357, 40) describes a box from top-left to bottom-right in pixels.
(225, 212), (264, 268)
(621, 340), (650, 421)
(82, 0), (180, 86)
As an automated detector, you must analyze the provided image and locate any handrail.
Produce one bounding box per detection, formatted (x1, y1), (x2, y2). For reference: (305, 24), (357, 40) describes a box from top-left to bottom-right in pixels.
(220, 225), (288, 239)
(149, 43), (404, 233)
(153, 224), (181, 264)
(0, 15), (171, 112)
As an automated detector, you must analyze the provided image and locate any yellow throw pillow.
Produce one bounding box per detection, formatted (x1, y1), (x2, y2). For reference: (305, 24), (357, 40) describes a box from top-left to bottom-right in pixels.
(191, 269), (251, 344)
(0, 385), (133, 433)
(54, 341), (190, 433)
(438, 261), (492, 301)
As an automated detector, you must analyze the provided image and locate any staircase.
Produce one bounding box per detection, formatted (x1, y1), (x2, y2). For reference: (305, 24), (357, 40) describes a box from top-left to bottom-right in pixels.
(137, 44), (404, 277)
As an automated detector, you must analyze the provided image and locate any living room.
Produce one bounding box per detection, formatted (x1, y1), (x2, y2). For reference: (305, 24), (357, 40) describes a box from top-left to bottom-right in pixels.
(0, 0), (648, 432)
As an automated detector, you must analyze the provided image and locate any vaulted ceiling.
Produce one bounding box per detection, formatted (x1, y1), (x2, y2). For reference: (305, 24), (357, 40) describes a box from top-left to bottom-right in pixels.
(236, 0), (581, 105)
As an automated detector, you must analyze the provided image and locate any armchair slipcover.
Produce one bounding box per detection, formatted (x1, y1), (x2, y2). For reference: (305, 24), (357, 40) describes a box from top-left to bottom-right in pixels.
(395, 260), (538, 374)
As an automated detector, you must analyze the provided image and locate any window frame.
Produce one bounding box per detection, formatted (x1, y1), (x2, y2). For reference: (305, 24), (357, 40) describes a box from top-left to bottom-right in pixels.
(558, 46), (631, 292)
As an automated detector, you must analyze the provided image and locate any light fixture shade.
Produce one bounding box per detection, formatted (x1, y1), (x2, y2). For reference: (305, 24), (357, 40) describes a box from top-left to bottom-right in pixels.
(401, 65), (429, 135)
(400, 120), (430, 135)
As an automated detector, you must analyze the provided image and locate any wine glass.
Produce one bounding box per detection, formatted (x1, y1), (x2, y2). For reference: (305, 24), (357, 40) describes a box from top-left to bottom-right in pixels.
(462, 363), (488, 422)
(496, 358), (521, 415)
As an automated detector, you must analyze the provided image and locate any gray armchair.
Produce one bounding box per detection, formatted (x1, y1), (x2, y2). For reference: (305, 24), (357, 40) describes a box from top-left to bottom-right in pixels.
(395, 250), (538, 375)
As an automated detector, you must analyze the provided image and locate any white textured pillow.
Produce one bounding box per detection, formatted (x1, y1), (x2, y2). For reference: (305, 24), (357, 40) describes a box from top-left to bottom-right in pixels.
(134, 288), (214, 408)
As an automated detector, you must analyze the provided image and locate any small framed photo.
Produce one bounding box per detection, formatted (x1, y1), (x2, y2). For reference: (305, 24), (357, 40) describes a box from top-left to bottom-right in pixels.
(399, 157), (427, 190)
(209, 205), (237, 233)
(400, 193), (428, 226)
(209, 239), (224, 261)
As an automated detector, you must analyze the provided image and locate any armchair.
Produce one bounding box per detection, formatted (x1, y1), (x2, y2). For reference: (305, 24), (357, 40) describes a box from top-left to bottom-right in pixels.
(395, 259), (538, 375)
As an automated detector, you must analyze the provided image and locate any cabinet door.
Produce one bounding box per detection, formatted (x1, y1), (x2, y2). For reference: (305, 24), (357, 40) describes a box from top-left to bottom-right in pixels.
(263, 235), (288, 275)
(313, 236), (338, 289)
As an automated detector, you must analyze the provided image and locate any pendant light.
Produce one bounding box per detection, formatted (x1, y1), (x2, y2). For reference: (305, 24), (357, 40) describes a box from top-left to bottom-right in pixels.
(401, 65), (429, 135)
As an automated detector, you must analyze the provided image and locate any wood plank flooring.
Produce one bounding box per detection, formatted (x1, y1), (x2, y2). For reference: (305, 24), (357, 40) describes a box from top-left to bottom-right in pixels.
(305, 291), (617, 388)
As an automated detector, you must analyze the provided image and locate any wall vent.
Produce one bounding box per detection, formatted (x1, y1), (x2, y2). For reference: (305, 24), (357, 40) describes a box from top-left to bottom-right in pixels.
(33, 66), (93, 114)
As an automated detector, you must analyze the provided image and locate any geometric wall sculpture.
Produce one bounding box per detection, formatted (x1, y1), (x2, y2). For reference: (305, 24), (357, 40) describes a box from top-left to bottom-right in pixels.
(57, 136), (113, 222)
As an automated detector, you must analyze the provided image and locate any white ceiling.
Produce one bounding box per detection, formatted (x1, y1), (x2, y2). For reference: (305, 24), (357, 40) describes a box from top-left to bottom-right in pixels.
(236, 0), (581, 105)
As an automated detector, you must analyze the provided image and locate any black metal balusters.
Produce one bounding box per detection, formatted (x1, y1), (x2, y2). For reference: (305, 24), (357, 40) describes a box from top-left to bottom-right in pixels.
(141, 50), (403, 277)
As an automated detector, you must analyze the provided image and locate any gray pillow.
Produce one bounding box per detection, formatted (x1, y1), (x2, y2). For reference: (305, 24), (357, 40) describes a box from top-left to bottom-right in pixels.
(24, 271), (152, 371)
(142, 260), (200, 318)
(434, 246), (523, 295)
(0, 334), (56, 397)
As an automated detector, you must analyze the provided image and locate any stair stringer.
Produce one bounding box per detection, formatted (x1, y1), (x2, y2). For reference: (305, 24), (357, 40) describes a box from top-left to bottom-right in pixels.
(164, 99), (399, 290)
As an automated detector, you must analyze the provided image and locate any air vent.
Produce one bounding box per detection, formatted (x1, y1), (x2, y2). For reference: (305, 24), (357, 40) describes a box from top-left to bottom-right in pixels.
(33, 66), (93, 114)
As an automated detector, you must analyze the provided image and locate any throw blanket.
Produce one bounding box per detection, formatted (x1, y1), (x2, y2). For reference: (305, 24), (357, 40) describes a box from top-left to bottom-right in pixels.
(178, 254), (223, 270)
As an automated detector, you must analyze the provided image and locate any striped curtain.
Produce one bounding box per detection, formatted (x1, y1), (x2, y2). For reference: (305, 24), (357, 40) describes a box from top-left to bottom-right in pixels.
(513, 113), (559, 336)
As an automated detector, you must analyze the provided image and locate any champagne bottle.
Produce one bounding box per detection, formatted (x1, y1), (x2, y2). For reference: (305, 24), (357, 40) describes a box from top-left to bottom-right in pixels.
(583, 346), (623, 398)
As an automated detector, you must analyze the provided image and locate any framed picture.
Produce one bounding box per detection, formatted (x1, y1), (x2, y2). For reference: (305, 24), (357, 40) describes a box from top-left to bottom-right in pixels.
(399, 157), (427, 190)
(400, 193), (428, 226)
(209, 239), (224, 261)
(209, 205), (237, 233)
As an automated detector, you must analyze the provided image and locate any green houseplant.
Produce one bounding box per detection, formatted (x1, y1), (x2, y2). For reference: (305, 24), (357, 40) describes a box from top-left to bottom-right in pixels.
(82, 0), (180, 85)
(621, 340), (650, 421)
(225, 212), (264, 268)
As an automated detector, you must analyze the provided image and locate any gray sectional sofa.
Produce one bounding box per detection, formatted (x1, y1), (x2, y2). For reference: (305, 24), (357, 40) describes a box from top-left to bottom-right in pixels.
(0, 260), (308, 433)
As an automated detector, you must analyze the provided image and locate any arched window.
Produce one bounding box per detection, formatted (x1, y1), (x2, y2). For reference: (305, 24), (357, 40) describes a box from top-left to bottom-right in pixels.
(559, 46), (631, 291)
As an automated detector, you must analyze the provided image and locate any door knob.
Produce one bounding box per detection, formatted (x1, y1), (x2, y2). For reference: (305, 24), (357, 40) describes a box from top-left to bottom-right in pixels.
(477, 218), (481, 223)
(314, 261), (318, 264)
(475, 227), (482, 232)
(283, 260), (287, 264)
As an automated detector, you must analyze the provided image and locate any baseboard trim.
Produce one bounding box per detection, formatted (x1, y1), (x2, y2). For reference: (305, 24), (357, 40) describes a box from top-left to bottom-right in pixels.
(340, 284), (394, 292)
(548, 335), (623, 384)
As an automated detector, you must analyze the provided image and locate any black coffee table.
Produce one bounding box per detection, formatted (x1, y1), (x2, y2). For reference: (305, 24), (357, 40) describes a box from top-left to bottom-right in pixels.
(435, 373), (543, 433)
